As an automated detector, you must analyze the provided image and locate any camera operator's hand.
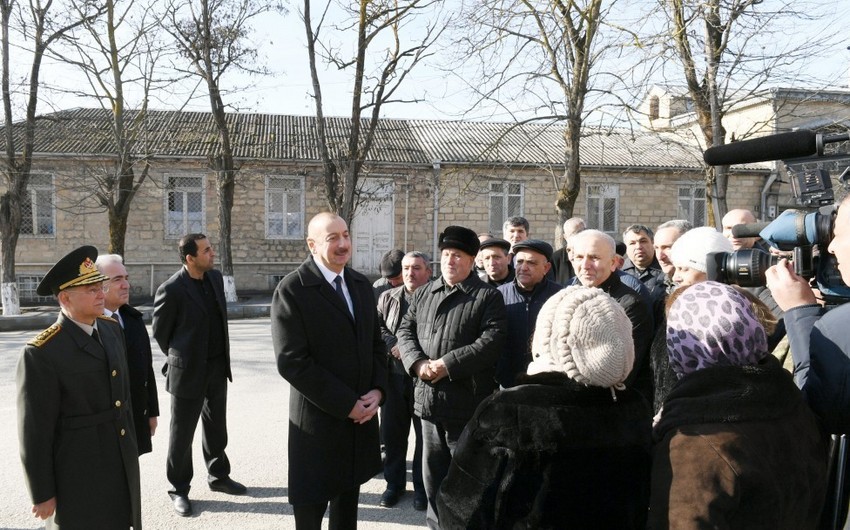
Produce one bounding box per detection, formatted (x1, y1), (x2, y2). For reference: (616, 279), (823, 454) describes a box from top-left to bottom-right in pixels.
(765, 258), (818, 311)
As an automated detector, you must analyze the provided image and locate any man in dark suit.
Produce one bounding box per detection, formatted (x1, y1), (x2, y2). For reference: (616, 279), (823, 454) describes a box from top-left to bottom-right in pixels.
(272, 212), (387, 530)
(97, 253), (160, 455)
(17, 246), (141, 528)
(153, 233), (246, 517)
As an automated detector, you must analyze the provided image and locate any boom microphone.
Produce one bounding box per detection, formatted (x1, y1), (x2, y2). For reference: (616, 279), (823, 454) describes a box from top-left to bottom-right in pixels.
(703, 130), (817, 166)
(730, 222), (771, 238)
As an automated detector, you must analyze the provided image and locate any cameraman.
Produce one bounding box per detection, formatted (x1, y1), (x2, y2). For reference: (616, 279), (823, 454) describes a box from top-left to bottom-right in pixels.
(765, 194), (850, 435)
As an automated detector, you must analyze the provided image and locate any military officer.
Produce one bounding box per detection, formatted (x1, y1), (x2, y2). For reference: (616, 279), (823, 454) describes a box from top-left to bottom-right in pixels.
(16, 245), (142, 529)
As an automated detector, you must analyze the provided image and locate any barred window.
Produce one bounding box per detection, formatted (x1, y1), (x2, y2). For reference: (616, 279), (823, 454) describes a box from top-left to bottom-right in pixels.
(17, 275), (52, 302)
(20, 173), (55, 237)
(678, 185), (706, 226)
(165, 175), (205, 238)
(489, 181), (523, 235)
(586, 184), (619, 235)
(265, 176), (304, 239)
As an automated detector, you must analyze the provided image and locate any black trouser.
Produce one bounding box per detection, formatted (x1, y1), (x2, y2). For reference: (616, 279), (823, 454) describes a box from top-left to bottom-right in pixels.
(380, 360), (424, 494)
(421, 418), (466, 530)
(292, 486), (360, 530)
(167, 356), (231, 495)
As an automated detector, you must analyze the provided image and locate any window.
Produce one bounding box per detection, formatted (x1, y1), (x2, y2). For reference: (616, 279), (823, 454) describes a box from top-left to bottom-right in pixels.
(20, 173), (55, 236)
(165, 175), (205, 238)
(17, 275), (52, 302)
(648, 96), (660, 121)
(678, 185), (706, 226)
(265, 176), (304, 239)
(489, 181), (523, 235)
(586, 184), (619, 234)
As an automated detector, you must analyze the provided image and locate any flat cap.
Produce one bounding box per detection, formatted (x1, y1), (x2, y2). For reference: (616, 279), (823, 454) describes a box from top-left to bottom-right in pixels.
(478, 238), (511, 253)
(438, 225), (480, 257)
(380, 249), (405, 278)
(37, 245), (110, 296)
(512, 239), (554, 262)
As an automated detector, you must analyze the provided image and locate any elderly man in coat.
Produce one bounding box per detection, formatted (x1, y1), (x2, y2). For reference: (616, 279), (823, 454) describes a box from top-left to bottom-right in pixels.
(17, 245), (141, 529)
(272, 212), (388, 530)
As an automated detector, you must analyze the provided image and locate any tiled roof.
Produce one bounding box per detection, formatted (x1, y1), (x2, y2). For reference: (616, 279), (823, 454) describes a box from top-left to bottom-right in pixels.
(3, 108), (712, 170)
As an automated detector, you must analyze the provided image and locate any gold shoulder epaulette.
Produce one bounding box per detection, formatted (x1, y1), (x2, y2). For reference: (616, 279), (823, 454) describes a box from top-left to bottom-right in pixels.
(28, 324), (61, 348)
(97, 314), (118, 324)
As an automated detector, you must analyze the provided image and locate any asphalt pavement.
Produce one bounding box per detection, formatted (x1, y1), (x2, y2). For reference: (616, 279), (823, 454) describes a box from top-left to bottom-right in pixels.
(0, 316), (427, 529)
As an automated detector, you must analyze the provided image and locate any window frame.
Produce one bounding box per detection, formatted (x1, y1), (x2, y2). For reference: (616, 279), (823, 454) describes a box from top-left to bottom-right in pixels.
(264, 175), (305, 240)
(585, 183), (620, 236)
(164, 174), (206, 239)
(488, 180), (524, 235)
(20, 172), (55, 238)
(677, 183), (707, 227)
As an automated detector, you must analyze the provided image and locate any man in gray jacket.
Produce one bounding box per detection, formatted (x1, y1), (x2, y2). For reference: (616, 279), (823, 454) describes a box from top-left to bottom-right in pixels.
(397, 225), (507, 529)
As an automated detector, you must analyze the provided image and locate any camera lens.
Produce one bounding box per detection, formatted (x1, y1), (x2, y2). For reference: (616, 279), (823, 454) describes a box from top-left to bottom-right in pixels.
(707, 249), (779, 287)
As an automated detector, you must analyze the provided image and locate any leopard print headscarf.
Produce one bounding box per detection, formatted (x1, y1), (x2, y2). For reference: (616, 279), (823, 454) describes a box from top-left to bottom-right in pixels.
(666, 281), (768, 379)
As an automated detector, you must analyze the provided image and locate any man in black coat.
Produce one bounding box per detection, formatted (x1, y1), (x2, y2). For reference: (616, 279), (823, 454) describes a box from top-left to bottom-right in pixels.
(549, 217), (586, 285)
(570, 229), (654, 405)
(153, 233), (246, 517)
(376, 251), (432, 511)
(17, 246), (141, 528)
(272, 212), (388, 530)
(397, 225), (507, 530)
(97, 253), (160, 455)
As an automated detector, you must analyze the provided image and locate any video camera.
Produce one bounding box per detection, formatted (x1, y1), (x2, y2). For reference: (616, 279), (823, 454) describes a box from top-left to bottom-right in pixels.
(702, 129), (850, 304)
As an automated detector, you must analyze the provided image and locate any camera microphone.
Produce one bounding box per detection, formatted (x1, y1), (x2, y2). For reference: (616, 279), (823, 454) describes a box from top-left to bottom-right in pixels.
(703, 130), (850, 166)
(730, 222), (771, 238)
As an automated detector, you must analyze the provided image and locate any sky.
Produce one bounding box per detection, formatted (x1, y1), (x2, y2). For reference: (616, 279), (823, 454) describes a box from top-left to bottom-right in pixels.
(9, 0), (850, 125)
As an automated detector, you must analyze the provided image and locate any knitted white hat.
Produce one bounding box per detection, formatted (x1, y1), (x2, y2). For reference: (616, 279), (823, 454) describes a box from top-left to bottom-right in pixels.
(529, 286), (634, 388)
(670, 226), (733, 273)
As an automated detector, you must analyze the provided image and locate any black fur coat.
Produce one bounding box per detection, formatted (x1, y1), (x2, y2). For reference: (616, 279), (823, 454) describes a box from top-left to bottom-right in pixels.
(437, 371), (652, 529)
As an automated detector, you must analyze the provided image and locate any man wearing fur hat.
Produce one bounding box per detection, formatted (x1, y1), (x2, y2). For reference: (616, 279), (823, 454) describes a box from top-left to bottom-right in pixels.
(496, 239), (563, 388)
(397, 225), (507, 529)
(17, 246), (141, 528)
(570, 229), (654, 404)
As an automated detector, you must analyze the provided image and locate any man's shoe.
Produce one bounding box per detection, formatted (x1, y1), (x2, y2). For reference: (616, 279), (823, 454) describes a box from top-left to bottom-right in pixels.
(413, 492), (427, 512)
(209, 477), (248, 495)
(170, 493), (192, 517)
(380, 489), (401, 508)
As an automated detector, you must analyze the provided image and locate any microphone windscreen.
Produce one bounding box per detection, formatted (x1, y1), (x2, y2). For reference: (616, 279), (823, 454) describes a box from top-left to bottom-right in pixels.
(703, 130), (817, 166)
(730, 222), (770, 238)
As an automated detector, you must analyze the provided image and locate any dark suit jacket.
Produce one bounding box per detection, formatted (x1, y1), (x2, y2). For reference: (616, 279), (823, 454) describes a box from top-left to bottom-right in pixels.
(17, 313), (141, 529)
(271, 257), (388, 505)
(119, 304), (160, 455)
(152, 267), (231, 399)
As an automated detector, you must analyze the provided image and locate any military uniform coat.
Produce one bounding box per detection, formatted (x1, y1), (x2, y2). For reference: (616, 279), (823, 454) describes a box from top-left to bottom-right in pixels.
(152, 267), (231, 398)
(17, 313), (142, 529)
(119, 304), (160, 455)
(271, 257), (388, 505)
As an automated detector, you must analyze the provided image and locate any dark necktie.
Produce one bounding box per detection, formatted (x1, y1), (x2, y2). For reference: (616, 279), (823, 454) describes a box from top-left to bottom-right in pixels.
(333, 275), (345, 300)
(91, 328), (101, 344)
(334, 276), (352, 317)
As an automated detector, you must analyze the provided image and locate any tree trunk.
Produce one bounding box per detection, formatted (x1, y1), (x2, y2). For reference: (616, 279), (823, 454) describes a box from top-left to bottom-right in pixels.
(0, 190), (22, 315)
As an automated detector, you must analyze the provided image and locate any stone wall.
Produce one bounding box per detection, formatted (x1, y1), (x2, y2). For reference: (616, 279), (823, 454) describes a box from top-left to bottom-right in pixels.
(10, 156), (768, 299)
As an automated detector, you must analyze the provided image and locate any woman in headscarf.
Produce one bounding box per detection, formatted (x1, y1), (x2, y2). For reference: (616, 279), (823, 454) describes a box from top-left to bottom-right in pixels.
(437, 286), (652, 529)
(650, 281), (828, 530)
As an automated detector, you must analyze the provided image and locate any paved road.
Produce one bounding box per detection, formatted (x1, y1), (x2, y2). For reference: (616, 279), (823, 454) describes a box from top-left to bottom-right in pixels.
(0, 318), (426, 529)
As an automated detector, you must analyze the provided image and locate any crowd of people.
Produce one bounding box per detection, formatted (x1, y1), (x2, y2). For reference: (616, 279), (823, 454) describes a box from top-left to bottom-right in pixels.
(15, 201), (850, 529)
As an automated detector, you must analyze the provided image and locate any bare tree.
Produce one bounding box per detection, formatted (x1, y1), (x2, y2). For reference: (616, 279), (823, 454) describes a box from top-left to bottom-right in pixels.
(48, 0), (171, 256)
(650, 0), (839, 224)
(303, 0), (445, 224)
(450, 0), (622, 240)
(163, 0), (282, 301)
(0, 0), (104, 316)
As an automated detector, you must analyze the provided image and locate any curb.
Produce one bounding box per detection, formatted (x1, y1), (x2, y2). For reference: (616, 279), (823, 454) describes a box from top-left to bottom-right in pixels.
(0, 303), (272, 333)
